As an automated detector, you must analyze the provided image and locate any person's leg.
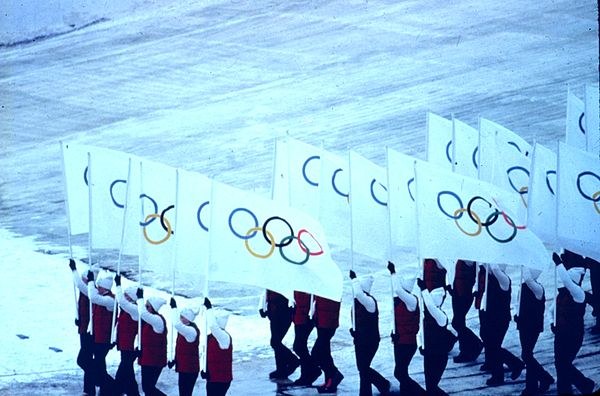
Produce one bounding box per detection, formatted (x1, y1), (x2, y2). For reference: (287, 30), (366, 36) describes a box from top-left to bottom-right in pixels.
(270, 311), (298, 376)
(78, 333), (96, 395)
(178, 372), (198, 396)
(354, 342), (373, 396)
(452, 294), (481, 361)
(123, 351), (140, 396)
(293, 322), (320, 382)
(519, 328), (537, 394)
(394, 343), (425, 395)
(93, 343), (115, 394)
(141, 366), (166, 396)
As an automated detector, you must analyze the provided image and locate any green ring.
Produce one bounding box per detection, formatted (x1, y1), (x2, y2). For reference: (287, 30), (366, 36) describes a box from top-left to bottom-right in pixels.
(279, 235), (310, 265)
(485, 210), (517, 243)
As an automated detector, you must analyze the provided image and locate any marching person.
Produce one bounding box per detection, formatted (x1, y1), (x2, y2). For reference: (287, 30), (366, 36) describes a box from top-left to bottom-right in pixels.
(137, 288), (168, 396)
(474, 263), (490, 372)
(388, 262), (425, 396)
(291, 291), (321, 386)
(484, 264), (524, 386)
(349, 270), (391, 396)
(114, 275), (140, 396)
(88, 270), (117, 395)
(423, 258), (447, 291)
(69, 259), (99, 396)
(584, 256), (600, 334)
(312, 294), (344, 393)
(449, 260), (482, 363)
(552, 251), (595, 395)
(260, 289), (299, 380)
(417, 278), (455, 396)
(203, 298), (233, 396)
(169, 297), (200, 396)
(515, 267), (554, 396)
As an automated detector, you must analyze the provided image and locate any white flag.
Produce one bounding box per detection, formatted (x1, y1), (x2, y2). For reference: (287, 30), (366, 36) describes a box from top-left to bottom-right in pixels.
(557, 142), (600, 261)
(585, 83), (600, 156)
(349, 151), (390, 260)
(61, 142), (94, 235)
(415, 161), (548, 271)
(452, 118), (479, 178)
(566, 90), (586, 151)
(426, 112), (453, 170)
(527, 143), (557, 246)
(209, 181), (343, 301)
(318, 149), (350, 248)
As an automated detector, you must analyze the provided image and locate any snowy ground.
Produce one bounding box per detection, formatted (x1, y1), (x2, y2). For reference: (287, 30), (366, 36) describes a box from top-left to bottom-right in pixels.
(0, 0), (599, 395)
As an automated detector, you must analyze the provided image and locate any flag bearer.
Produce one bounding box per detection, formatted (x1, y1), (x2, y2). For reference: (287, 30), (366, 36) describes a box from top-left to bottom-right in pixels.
(169, 297), (200, 396)
(114, 275), (140, 396)
(137, 289), (168, 396)
(312, 295), (344, 393)
(291, 291), (321, 386)
(203, 298), (233, 396)
(388, 262), (425, 396)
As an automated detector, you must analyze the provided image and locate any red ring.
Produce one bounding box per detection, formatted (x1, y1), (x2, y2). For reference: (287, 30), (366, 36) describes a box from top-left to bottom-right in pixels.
(501, 211), (526, 230)
(297, 229), (324, 256)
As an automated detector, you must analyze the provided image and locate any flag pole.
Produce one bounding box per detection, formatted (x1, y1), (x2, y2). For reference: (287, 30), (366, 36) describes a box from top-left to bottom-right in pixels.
(201, 176), (216, 373)
(413, 160), (425, 350)
(86, 151), (95, 335)
(385, 147), (396, 334)
(111, 157), (132, 344)
(137, 160), (145, 350)
(60, 142), (79, 321)
(169, 169), (180, 363)
(348, 150), (356, 331)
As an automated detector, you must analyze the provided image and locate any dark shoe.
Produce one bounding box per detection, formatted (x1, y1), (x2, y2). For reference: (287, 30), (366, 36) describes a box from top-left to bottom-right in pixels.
(510, 361), (525, 380)
(269, 369), (286, 380)
(578, 377), (595, 395)
(486, 376), (505, 387)
(293, 367), (322, 387)
(479, 363), (491, 372)
(453, 353), (474, 363)
(317, 371), (344, 393)
(281, 358), (300, 378)
(539, 374), (555, 393)
(378, 379), (391, 395)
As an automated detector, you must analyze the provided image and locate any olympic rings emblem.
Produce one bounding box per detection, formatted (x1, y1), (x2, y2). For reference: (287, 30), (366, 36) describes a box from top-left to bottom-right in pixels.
(437, 191), (522, 243)
(370, 179), (388, 206)
(579, 112), (586, 134)
(576, 171), (600, 215)
(332, 168), (349, 198)
(229, 208), (324, 265)
(302, 155), (320, 187)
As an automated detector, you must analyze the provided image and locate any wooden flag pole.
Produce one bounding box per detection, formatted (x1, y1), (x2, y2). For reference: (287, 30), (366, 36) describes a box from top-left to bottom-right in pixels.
(169, 169), (180, 363)
(86, 151), (94, 336)
(137, 161), (144, 350)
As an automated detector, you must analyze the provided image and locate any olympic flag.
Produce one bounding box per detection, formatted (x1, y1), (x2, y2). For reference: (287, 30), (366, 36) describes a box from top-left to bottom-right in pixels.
(557, 142), (600, 262)
(349, 151), (390, 261)
(526, 143), (557, 247)
(318, 149), (350, 248)
(209, 180), (343, 301)
(566, 90), (586, 151)
(61, 142), (95, 236)
(414, 161), (548, 271)
(426, 112), (453, 170)
(585, 83), (600, 157)
(452, 118), (479, 178)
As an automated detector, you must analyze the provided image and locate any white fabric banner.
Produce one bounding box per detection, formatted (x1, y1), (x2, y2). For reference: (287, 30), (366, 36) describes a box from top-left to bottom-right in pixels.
(387, 148), (424, 255)
(557, 142), (600, 262)
(426, 112), (453, 170)
(566, 90), (586, 151)
(585, 83), (600, 156)
(415, 161), (548, 271)
(349, 151), (390, 260)
(173, 169), (212, 292)
(318, 149), (350, 248)
(271, 138), (290, 205)
(61, 142), (95, 235)
(209, 180), (343, 301)
(527, 143), (557, 247)
(452, 118), (479, 178)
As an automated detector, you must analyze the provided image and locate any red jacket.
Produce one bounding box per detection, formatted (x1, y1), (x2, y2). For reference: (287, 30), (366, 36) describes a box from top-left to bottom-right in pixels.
(78, 293), (90, 335)
(93, 291), (115, 344)
(314, 296), (340, 329)
(393, 297), (420, 345)
(474, 267), (486, 310)
(424, 259), (446, 291)
(293, 291), (311, 326)
(453, 260), (476, 297)
(139, 315), (167, 367)
(175, 323), (199, 373)
(117, 309), (138, 351)
(207, 334), (233, 382)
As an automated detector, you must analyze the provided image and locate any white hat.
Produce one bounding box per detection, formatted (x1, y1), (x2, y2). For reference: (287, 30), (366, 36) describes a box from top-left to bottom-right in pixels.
(96, 273), (113, 290)
(147, 296), (166, 312)
(523, 267), (542, 282)
(124, 286), (138, 300)
(400, 274), (417, 292)
(181, 307), (199, 322)
(83, 264), (101, 281)
(359, 275), (374, 293)
(214, 309), (229, 329)
(568, 267), (585, 284)
(430, 286), (446, 307)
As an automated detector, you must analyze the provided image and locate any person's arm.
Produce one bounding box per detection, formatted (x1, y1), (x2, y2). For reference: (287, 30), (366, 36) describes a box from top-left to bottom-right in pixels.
(556, 264), (585, 303)
(390, 273), (417, 311)
(71, 269), (88, 295)
(174, 319), (198, 343)
(206, 309), (230, 349)
(523, 278), (544, 300)
(116, 286), (138, 319)
(351, 278), (376, 313)
(490, 264), (510, 291)
(421, 289), (448, 326)
(140, 304), (165, 333)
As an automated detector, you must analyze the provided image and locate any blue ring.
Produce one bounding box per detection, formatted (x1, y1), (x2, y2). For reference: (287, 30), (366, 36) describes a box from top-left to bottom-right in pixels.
(576, 171), (600, 202)
(579, 112), (586, 134)
(437, 191), (464, 219)
(507, 141), (522, 153)
(332, 168), (349, 198)
(472, 147), (479, 170)
(110, 179), (127, 208)
(197, 201), (210, 232)
(229, 207), (259, 239)
(407, 178), (415, 202)
(83, 166), (89, 186)
(445, 140), (453, 164)
(370, 179), (388, 206)
(302, 155), (320, 187)
(139, 194), (158, 226)
(545, 170), (556, 196)
(506, 166), (530, 194)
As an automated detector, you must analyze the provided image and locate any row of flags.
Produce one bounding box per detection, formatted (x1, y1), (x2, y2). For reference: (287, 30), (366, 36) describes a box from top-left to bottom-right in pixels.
(62, 84), (599, 302)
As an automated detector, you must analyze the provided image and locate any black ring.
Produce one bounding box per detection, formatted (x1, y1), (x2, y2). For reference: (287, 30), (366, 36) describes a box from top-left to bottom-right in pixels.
(577, 171), (600, 202)
(545, 170), (556, 196)
(472, 147), (479, 170)
(507, 141), (522, 153)
(262, 216), (294, 247)
(506, 166), (530, 194)
(83, 166), (89, 186)
(467, 196), (498, 227)
(160, 205), (175, 235)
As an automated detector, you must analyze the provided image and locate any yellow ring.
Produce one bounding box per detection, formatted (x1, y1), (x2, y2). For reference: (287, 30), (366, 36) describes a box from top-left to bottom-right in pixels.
(593, 191), (600, 215)
(454, 208), (482, 236)
(143, 214), (171, 245)
(519, 186), (528, 208)
(244, 227), (275, 259)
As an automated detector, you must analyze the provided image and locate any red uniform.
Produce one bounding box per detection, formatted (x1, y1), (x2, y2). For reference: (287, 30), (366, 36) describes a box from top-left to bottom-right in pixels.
(424, 259), (446, 291)
(117, 309), (137, 351)
(93, 291), (115, 344)
(207, 334), (233, 382)
(293, 291), (311, 325)
(78, 293), (90, 335)
(175, 323), (200, 373)
(393, 297), (420, 345)
(314, 296), (340, 329)
(139, 316), (167, 367)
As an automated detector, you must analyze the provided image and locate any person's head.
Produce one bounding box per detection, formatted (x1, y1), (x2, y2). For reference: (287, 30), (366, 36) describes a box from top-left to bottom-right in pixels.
(82, 264), (101, 284)
(400, 274), (416, 293)
(96, 272), (113, 293)
(215, 309), (229, 329)
(180, 307), (199, 325)
(522, 267), (542, 282)
(124, 286), (138, 304)
(146, 297), (166, 314)
(567, 267), (586, 285)
(430, 286), (446, 307)
(359, 275), (374, 293)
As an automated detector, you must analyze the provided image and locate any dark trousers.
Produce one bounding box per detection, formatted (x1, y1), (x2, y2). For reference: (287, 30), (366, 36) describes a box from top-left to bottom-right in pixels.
(311, 327), (339, 380)
(93, 343), (115, 395)
(519, 328), (552, 392)
(555, 330), (591, 395)
(141, 365), (166, 396)
(486, 318), (522, 380)
(451, 294), (482, 357)
(393, 343), (425, 395)
(354, 341), (388, 396)
(77, 333), (96, 395)
(206, 381), (231, 396)
(178, 372), (199, 396)
(293, 322), (319, 378)
(423, 352), (448, 396)
(590, 264), (600, 318)
(478, 310), (489, 367)
(269, 308), (297, 371)
(115, 350), (139, 396)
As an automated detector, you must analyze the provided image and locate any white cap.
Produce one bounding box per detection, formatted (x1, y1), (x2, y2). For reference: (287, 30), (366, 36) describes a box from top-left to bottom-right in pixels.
(400, 274), (417, 292)
(181, 307), (199, 322)
(96, 273), (113, 290)
(124, 286), (138, 300)
(83, 264), (101, 281)
(214, 309), (229, 329)
(359, 275), (374, 293)
(430, 286), (446, 307)
(147, 296), (166, 312)
(568, 267), (585, 284)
